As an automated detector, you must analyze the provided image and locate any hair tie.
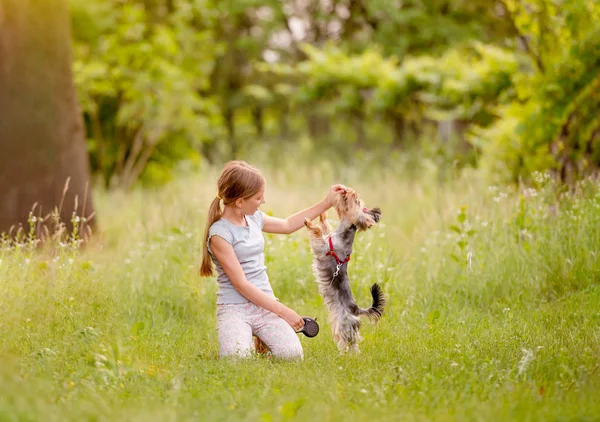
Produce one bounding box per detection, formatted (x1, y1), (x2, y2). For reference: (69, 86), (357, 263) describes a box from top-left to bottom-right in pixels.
(216, 193), (222, 201)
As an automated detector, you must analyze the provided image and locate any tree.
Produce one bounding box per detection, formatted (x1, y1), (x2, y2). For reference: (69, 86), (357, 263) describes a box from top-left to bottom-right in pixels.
(0, 0), (95, 238)
(71, 0), (221, 187)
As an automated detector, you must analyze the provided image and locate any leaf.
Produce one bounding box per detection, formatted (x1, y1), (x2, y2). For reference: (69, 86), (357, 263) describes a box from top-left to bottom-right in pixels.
(260, 414), (273, 422)
(131, 321), (145, 336)
(450, 225), (462, 234)
(279, 399), (305, 419)
(80, 260), (93, 271)
(426, 309), (441, 325)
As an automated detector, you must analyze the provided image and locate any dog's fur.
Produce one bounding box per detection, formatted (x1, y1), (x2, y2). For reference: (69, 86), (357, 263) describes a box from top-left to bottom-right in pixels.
(304, 188), (385, 353)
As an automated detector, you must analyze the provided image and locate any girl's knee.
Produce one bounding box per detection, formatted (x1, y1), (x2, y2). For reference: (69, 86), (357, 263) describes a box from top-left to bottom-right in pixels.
(255, 313), (305, 360)
(271, 341), (304, 360)
(276, 347), (304, 360)
(219, 344), (253, 358)
(218, 331), (253, 358)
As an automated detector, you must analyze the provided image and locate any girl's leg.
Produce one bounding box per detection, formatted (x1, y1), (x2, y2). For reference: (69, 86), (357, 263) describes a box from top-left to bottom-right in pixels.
(216, 304), (254, 358)
(253, 307), (303, 360)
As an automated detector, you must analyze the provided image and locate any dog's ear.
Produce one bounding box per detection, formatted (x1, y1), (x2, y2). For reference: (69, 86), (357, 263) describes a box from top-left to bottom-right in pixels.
(332, 192), (344, 219)
(356, 207), (381, 231)
(356, 214), (374, 231)
(369, 207), (381, 223)
(340, 190), (349, 202)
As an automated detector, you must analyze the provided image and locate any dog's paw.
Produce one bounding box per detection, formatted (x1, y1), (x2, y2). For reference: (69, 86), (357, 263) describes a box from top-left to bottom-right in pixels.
(304, 217), (324, 237)
(318, 212), (332, 235)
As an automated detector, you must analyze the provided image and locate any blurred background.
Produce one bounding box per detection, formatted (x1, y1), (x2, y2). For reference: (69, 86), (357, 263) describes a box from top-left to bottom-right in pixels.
(68, 0), (600, 188)
(1, 0), (600, 233)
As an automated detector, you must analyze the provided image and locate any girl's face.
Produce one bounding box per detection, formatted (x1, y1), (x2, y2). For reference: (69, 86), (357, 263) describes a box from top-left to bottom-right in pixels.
(239, 185), (265, 215)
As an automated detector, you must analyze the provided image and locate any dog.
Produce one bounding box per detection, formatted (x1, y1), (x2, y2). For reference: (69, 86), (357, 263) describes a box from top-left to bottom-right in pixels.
(304, 187), (385, 353)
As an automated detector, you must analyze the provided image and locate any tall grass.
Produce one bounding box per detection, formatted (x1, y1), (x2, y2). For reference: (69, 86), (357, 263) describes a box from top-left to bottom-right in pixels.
(1, 163), (600, 421)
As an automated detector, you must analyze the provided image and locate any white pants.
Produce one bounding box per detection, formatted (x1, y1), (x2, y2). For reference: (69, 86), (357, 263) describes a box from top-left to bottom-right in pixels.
(216, 302), (304, 360)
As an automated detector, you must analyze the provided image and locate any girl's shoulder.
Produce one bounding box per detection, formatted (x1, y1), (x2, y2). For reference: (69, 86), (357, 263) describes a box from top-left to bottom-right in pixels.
(208, 218), (236, 241)
(209, 218), (230, 231)
(209, 211), (263, 234)
(207, 218), (235, 252)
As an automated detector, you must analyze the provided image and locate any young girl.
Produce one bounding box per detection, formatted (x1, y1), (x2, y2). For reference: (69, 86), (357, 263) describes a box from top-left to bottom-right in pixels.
(200, 160), (345, 359)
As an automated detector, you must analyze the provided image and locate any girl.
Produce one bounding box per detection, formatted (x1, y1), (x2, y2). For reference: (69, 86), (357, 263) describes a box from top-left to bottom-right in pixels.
(200, 160), (345, 359)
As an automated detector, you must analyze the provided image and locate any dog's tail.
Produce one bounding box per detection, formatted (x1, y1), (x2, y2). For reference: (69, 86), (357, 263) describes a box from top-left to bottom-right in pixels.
(356, 283), (386, 322)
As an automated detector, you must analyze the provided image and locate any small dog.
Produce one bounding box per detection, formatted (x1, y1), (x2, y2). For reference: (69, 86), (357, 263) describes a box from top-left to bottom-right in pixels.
(304, 188), (385, 353)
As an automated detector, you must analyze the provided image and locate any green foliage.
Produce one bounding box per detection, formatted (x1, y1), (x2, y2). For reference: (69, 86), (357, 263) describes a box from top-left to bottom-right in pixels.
(449, 205), (477, 266)
(474, 1), (600, 182)
(259, 41), (518, 157)
(266, 42), (518, 119)
(71, 0), (221, 189)
(348, 0), (515, 57)
(65, 0), (524, 186)
(430, 43), (519, 121)
(66, 0), (600, 186)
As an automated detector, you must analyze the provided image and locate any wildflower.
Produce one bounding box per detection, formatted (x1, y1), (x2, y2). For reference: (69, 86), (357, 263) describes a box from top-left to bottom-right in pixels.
(518, 348), (535, 376)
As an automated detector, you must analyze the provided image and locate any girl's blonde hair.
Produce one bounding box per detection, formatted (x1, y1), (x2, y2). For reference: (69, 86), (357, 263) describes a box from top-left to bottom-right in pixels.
(200, 160), (266, 277)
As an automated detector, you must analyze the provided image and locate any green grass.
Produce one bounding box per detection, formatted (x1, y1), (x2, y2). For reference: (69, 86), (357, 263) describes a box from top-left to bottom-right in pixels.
(1, 164), (600, 421)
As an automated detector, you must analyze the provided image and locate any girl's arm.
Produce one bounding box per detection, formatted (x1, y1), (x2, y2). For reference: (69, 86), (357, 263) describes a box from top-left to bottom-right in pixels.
(210, 236), (305, 331)
(262, 184), (346, 235)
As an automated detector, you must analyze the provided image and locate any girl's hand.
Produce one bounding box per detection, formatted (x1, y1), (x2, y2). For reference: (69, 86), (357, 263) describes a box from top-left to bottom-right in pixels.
(324, 184), (347, 208)
(280, 307), (305, 331)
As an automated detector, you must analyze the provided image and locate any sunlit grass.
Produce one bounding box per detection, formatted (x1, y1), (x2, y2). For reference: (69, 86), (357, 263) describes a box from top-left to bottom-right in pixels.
(1, 163), (600, 421)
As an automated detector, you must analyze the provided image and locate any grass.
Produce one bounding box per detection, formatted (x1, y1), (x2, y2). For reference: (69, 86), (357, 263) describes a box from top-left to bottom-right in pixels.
(1, 162), (600, 421)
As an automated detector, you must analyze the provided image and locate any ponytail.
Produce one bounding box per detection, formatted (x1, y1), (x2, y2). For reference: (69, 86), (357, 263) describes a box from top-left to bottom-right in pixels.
(200, 197), (223, 277)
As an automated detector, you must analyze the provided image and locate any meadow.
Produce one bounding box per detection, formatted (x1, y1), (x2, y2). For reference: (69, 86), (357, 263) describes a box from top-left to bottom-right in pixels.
(1, 160), (600, 421)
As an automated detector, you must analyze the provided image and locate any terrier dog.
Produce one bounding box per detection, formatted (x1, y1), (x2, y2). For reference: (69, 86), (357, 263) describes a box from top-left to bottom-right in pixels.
(304, 188), (385, 353)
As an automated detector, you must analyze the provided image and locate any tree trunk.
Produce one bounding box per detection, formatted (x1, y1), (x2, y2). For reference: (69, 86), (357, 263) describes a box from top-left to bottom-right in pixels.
(278, 103), (290, 139)
(0, 0), (96, 238)
(388, 112), (405, 148)
(307, 111), (329, 139)
(352, 110), (366, 149)
(252, 106), (264, 138)
(224, 106), (239, 159)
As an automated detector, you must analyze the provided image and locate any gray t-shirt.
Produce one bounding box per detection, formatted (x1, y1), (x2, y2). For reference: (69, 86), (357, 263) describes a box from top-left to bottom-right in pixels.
(207, 211), (275, 304)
